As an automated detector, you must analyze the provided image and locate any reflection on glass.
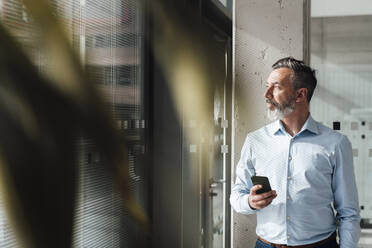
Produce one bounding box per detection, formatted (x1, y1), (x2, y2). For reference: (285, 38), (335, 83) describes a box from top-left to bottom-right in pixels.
(210, 83), (225, 248)
(216, 0), (232, 15)
(311, 12), (372, 248)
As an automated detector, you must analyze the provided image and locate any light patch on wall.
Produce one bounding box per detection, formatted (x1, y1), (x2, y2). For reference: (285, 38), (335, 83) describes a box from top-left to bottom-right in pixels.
(189, 120), (197, 128)
(353, 148), (359, 157)
(190, 144), (197, 153)
(351, 122), (359, 131)
(312, 0), (372, 17)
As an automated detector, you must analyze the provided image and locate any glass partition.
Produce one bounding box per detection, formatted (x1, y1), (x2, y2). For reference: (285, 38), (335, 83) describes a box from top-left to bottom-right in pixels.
(311, 2), (372, 247)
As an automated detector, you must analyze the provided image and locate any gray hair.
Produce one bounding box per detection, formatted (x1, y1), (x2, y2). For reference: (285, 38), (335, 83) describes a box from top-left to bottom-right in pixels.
(272, 57), (317, 102)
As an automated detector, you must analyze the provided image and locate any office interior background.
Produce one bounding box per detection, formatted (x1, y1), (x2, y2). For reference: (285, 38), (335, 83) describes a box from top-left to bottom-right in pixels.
(0, 0), (370, 247)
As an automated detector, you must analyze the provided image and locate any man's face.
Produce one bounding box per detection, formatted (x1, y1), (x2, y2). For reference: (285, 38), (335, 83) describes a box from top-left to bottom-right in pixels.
(264, 68), (296, 121)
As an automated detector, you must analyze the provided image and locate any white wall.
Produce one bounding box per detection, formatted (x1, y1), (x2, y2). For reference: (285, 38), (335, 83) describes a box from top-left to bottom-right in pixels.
(232, 0), (306, 247)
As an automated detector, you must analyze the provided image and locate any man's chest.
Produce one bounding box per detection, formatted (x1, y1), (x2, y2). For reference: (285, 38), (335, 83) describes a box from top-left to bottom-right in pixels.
(250, 137), (336, 191)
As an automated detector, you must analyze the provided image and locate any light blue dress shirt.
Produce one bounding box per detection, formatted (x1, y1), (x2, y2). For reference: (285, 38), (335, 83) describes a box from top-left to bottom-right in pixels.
(230, 114), (360, 247)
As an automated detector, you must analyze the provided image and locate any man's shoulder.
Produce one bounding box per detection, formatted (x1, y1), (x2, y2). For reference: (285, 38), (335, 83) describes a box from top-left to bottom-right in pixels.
(245, 122), (275, 140)
(316, 121), (349, 144)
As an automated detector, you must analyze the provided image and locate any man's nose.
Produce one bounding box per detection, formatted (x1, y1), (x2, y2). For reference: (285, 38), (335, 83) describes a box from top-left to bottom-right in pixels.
(264, 86), (272, 99)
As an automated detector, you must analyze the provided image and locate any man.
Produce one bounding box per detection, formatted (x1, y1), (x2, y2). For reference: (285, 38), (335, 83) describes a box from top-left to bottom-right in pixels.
(230, 57), (360, 248)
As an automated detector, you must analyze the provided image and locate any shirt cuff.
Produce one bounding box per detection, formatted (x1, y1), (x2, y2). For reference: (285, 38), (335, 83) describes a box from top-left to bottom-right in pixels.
(241, 194), (257, 214)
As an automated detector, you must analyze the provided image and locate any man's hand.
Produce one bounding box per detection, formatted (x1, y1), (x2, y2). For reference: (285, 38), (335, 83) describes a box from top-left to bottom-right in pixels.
(248, 185), (277, 210)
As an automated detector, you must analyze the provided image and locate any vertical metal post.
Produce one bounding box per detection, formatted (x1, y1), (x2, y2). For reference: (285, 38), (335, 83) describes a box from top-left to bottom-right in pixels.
(303, 0), (311, 65)
(224, 36), (232, 248)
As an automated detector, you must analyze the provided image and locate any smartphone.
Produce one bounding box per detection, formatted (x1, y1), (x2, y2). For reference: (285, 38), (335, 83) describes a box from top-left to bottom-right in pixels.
(251, 176), (272, 194)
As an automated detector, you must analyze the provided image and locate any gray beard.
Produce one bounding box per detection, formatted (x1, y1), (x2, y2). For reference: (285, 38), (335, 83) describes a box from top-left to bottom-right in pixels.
(266, 105), (295, 121)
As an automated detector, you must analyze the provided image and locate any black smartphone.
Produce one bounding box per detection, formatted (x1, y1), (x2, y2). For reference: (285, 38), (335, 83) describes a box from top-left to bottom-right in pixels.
(251, 176), (272, 194)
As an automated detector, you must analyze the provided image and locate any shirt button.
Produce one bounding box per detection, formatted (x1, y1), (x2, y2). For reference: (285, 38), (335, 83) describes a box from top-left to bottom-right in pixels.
(287, 176), (291, 180)
(287, 216), (290, 220)
(287, 235), (290, 239)
(287, 196), (290, 200)
(288, 156), (292, 160)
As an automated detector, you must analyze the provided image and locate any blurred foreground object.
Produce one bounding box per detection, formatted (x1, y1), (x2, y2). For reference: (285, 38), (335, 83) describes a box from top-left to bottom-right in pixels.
(0, 0), (146, 247)
(0, 0), (227, 247)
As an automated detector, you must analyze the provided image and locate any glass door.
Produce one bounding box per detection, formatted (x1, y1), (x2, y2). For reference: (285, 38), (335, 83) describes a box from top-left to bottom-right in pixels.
(205, 33), (231, 248)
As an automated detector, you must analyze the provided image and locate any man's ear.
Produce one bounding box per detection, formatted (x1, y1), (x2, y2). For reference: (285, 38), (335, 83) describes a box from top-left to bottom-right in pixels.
(295, 88), (308, 103)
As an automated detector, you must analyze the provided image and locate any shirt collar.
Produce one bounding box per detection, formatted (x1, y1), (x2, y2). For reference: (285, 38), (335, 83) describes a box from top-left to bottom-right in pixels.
(270, 113), (319, 136)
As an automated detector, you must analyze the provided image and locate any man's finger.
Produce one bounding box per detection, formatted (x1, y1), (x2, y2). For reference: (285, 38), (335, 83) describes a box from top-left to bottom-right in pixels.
(256, 200), (272, 209)
(251, 190), (276, 203)
(253, 193), (276, 206)
(250, 185), (262, 195)
(259, 190), (277, 199)
(255, 197), (274, 208)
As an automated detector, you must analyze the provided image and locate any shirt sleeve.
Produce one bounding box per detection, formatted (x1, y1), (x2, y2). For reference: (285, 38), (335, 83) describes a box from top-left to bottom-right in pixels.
(332, 135), (360, 248)
(229, 136), (257, 214)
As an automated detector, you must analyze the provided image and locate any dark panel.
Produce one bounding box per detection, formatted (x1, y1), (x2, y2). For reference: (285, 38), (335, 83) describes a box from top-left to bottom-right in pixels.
(152, 61), (183, 248)
(202, 0), (232, 37)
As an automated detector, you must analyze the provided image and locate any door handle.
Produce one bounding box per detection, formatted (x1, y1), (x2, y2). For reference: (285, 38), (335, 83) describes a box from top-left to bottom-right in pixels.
(209, 192), (218, 197)
(209, 178), (225, 188)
